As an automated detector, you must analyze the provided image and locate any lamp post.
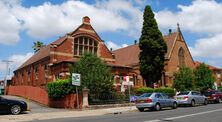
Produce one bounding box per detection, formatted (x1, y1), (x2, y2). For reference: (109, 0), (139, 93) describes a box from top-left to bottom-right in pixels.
(2, 60), (13, 94)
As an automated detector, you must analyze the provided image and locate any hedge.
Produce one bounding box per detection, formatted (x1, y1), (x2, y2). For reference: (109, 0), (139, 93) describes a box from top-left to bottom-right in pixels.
(134, 87), (154, 95)
(154, 87), (176, 95)
(47, 79), (75, 99)
(134, 87), (176, 96)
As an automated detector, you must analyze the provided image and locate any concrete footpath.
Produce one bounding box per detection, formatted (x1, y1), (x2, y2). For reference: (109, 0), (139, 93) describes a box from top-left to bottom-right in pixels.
(0, 106), (137, 122)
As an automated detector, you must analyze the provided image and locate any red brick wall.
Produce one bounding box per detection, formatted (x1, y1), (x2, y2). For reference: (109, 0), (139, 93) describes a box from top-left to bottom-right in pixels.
(55, 38), (73, 55)
(7, 86), (82, 108)
(49, 94), (83, 109)
(164, 34), (195, 86)
(8, 86), (49, 105)
(99, 42), (114, 59)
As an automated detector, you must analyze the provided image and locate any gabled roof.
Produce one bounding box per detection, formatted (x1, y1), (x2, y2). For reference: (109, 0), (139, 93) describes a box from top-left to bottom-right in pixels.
(17, 36), (67, 70)
(112, 32), (178, 66)
(163, 32), (178, 59)
(112, 44), (140, 66)
(16, 17), (114, 71)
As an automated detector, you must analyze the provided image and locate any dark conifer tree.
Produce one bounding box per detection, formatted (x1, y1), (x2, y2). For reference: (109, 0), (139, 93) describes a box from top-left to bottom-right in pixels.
(139, 5), (167, 87)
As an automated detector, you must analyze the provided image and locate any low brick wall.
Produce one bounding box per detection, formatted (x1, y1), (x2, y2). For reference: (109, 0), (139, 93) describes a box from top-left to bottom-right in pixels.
(7, 85), (82, 108)
(8, 85), (49, 105)
(49, 94), (82, 109)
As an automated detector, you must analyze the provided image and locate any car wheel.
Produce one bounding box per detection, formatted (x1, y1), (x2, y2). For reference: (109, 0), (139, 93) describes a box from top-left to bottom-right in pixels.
(204, 99), (208, 105)
(11, 105), (21, 115)
(172, 102), (177, 109)
(191, 100), (195, 107)
(138, 108), (144, 112)
(155, 103), (161, 111)
(218, 98), (222, 103)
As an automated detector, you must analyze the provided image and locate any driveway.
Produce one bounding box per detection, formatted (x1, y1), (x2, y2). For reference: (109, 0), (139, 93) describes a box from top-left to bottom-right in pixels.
(2, 95), (68, 114)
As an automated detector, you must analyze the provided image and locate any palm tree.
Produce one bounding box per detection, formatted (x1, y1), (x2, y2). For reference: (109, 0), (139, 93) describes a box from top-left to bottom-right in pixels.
(32, 41), (44, 53)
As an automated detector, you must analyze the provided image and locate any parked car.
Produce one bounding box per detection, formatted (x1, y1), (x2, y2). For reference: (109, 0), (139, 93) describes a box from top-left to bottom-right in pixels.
(136, 92), (177, 112)
(203, 90), (222, 103)
(0, 96), (28, 115)
(175, 91), (208, 106)
(130, 95), (139, 103)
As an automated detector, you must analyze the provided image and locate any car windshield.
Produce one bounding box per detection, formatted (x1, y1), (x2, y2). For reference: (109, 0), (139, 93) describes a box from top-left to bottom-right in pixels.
(204, 91), (214, 96)
(204, 91), (218, 96)
(177, 91), (189, 95)
(140, 93), (152, 98)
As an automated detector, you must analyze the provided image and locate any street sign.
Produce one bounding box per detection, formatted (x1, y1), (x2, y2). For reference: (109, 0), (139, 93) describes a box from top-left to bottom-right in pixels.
(72, 73), (81, 86)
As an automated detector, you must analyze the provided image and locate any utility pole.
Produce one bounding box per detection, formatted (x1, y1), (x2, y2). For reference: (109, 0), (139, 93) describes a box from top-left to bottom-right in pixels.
(2, 60), (13, 94)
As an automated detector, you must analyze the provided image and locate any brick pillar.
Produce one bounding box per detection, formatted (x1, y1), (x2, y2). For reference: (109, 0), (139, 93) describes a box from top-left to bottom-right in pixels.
(82, 88), (89, 109)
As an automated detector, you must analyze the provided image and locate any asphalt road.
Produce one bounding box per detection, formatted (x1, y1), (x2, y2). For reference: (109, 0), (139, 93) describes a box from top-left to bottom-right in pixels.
(33, 103), (222, 122)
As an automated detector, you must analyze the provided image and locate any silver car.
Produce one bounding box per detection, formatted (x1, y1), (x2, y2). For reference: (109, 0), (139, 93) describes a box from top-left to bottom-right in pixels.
(176, 91), (208, 106)
(136, 92), (177, 112)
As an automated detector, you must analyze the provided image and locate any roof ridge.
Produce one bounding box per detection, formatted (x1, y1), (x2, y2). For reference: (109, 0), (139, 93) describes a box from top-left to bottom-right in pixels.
(112, 44), (139, 52)
(113, 32), (178, 52)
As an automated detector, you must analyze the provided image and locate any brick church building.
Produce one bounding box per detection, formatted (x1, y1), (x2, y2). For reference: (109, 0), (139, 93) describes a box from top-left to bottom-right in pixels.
(113, 25), (196, 87)
(12, 16), (134, 89)
(12, 16), (220, 90)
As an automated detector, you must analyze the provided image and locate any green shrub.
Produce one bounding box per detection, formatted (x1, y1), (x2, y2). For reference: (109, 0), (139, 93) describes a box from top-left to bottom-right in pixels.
(218, 86), (222, 91)
(134, 87), (154, 95)
(47, 79), (75, 99)
(154, 87), (176, 96)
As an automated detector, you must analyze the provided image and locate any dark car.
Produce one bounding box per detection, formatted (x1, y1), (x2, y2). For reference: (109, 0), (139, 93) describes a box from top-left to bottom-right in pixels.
(203, 90), (222, 103)
(0, 96), (28, 115)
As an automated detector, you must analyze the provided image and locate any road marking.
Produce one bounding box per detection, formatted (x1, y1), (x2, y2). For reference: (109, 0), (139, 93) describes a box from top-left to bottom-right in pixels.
(144, 108), (222, 122)
(144, 120), (161, 122)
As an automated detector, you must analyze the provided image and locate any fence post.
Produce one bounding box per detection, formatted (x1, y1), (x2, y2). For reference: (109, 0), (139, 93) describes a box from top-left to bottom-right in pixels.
(82, 88), (90, 110)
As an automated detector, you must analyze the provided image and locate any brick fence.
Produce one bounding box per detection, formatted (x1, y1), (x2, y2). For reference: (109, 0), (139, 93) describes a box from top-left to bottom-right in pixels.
(7, 85), (82, 109)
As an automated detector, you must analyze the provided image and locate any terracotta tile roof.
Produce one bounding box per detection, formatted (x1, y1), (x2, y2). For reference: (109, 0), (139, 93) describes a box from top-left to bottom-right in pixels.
(106, 62), (132, 68)
(17, 36), (67, 70)
(18, 45), (50, 69)
(51, 36), (66, 45)
(164, 32), (178, 59)
(112, 32), (178, 66)
(112, 44), (140, 66)
(194, 61), (222, 71)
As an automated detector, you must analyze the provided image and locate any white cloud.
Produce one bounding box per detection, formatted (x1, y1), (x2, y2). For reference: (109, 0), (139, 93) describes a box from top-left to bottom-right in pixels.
(0, 52), (33, 79)
(156, 0), (222, 34)
(96, 0), (143, 37)
(121, 44), (129, 47)
(0, 0), (143, 44)
(155, 0), (222, 67)
(12, 0), (143, 39)
(0, 52), (33, 74)
(15, 1), (129, 39)
(8, 52), (34, 69)
(189, 34), (222, 58)
(106, 41), (128, 50)
(0, 1), (21, 45)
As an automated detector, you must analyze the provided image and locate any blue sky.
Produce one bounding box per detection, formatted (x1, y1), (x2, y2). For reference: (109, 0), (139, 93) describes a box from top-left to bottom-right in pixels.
(1, 0), (222, 79)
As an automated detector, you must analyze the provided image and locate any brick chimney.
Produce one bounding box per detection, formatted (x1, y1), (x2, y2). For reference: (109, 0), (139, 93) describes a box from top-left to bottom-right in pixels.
(169, 29), (172, 35)
(83, 16), (90, 25)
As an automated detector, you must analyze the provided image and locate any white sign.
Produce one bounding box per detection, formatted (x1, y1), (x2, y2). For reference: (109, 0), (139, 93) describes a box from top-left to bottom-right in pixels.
(121, 76), (134, 92)
(72, 73), (81, 86)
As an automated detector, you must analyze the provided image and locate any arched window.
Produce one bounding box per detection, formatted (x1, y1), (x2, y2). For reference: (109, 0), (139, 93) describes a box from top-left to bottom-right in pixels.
(74, 36), (98, 56)
(178, 47), (185, 67)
